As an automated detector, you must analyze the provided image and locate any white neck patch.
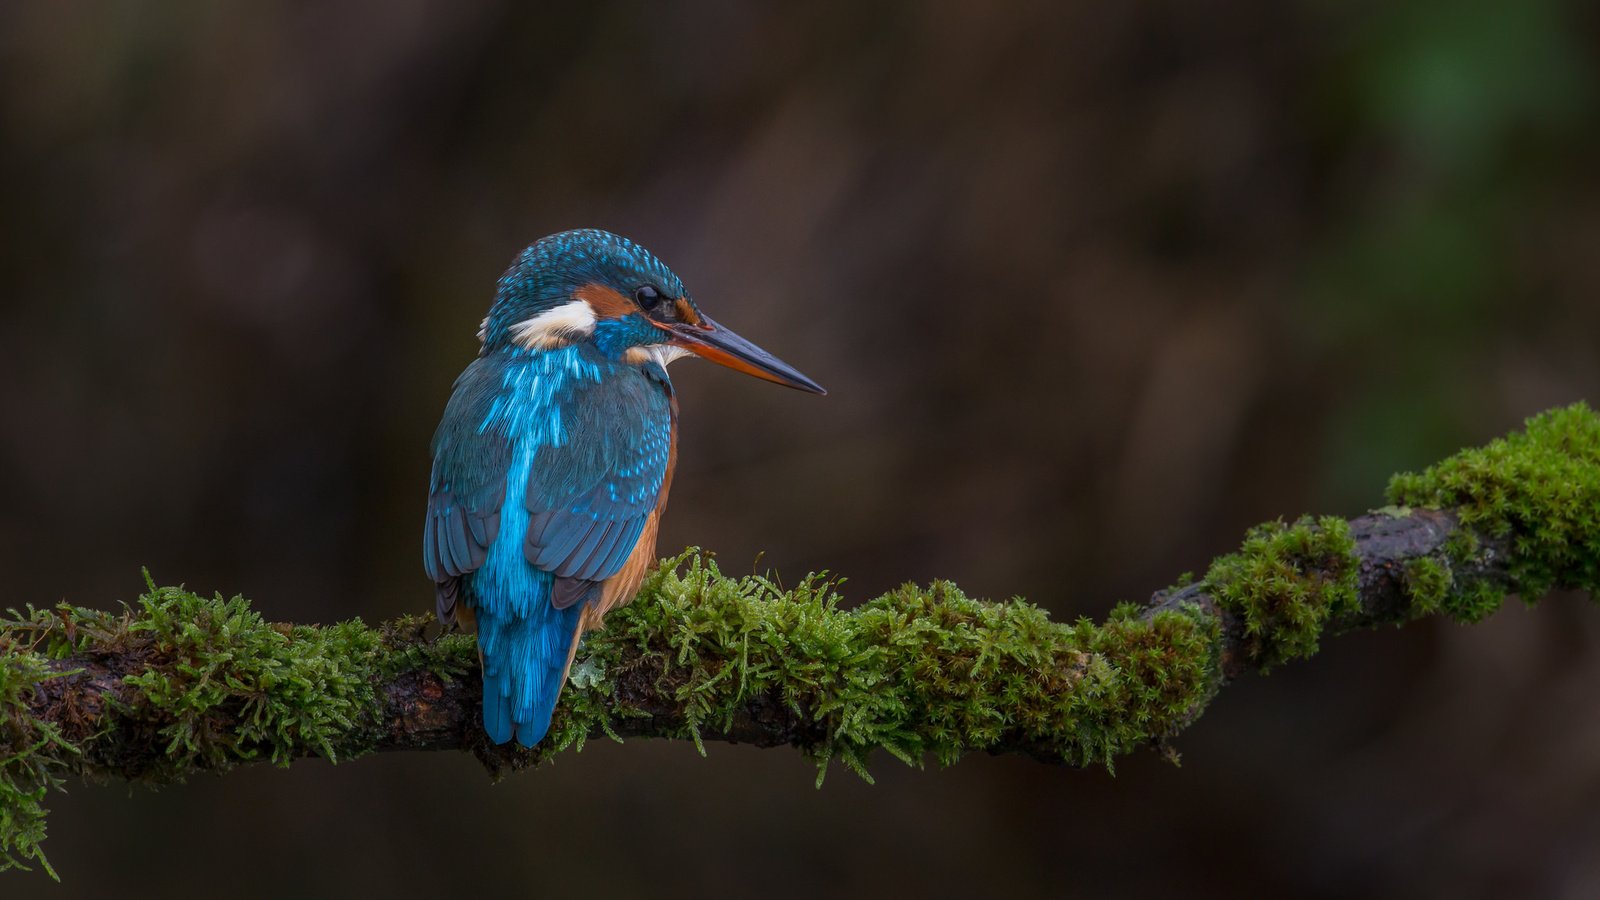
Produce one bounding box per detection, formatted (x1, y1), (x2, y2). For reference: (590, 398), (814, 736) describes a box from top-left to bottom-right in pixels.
(625, 344), (693, 368)
(507, 300), (597, 350)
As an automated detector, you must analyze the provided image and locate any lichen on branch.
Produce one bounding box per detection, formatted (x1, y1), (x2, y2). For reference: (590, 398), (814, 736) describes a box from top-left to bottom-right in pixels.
(3, 402), (1598, 880)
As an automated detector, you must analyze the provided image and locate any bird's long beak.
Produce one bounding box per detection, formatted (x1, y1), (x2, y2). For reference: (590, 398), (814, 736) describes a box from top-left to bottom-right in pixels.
(665, 314), (826, 395)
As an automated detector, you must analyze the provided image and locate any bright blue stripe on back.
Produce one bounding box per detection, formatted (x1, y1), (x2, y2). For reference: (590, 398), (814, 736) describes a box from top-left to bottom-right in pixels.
(470, 346), (601, 743)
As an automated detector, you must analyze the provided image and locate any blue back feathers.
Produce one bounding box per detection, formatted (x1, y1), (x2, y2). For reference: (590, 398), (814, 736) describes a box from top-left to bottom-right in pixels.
(425, 231), (680, 747)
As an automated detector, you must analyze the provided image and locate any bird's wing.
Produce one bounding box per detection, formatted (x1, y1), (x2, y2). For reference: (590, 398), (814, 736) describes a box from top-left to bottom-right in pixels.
(424, 357), (513, 622)
(523, 367), (674, 609)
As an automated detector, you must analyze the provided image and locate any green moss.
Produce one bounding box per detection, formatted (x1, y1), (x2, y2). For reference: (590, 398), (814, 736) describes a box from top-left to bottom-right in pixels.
(1402, 556), (1452, 616)
(1448, 580), (1508, 623)
(552, 552), (1218, 780)
(1388, 402), (1600, 599)
(0, 644), (75, 879)
(120, 580), (384, 773)
(375, 615), (476, 683)
(0, 580), (470, 873)
(1443, 527), (1480, 568)
(1070, 603), (1221, 768)
(1401, 554), (1505, 624)
(2, 404), (1595, 879)
(1203, 516), (1360, 670)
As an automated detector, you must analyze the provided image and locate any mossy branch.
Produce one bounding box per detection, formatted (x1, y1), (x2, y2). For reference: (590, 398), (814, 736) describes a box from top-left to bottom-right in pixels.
(4, 403), (1599, 878)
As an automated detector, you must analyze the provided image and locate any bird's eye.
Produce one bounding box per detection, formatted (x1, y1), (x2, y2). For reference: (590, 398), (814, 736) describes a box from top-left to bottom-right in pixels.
(634, 285), (663, 311)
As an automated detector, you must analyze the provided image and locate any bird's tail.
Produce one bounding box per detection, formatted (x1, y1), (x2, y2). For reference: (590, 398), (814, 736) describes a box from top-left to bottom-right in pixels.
(476, 602), (584, 747)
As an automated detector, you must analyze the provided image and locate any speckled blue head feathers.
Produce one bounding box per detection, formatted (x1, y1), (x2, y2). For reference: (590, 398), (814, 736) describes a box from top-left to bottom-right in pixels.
(479, 229), (691, 352)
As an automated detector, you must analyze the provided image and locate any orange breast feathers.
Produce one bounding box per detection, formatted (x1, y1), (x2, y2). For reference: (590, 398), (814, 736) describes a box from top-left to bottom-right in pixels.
(582, 511), (660, 634)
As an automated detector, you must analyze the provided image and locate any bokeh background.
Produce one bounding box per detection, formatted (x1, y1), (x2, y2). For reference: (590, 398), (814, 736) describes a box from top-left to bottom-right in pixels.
(3, 1), (1599, 897)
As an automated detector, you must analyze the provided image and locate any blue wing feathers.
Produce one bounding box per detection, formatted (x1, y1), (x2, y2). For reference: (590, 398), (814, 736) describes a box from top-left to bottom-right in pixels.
(567, 519), (612, 572)
(426, 346), (672, 745)
(572, 516), (647, 582)
(529, 513), (596, 571)
(422, 514), (438, 581)
(551, 577), (600, 611)
(578, 519), (635, 581)
(445, 511), (472, 574)
(467, 509), (496, 547)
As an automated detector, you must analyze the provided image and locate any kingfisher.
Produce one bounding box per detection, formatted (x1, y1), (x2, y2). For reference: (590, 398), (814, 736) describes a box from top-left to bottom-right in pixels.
(423, 229), (824, 748)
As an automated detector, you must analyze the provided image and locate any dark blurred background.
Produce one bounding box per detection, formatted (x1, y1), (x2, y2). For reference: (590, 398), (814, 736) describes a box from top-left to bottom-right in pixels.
(3, 1), (1599, 897)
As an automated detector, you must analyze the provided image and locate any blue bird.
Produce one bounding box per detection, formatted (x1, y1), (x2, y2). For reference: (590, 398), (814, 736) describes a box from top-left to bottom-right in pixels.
(424, 229), (825, 747)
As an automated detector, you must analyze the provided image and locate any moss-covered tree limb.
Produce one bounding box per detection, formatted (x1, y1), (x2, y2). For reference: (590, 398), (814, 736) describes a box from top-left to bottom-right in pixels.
(4, 403), (1599, 877)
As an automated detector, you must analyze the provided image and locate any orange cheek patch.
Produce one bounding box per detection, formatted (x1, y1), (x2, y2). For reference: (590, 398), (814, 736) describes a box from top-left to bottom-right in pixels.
(674, 298), (701, 325)
(574, 283), (635, 319)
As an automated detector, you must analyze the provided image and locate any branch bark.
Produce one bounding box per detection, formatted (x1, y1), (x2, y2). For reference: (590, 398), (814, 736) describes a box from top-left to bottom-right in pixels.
(3, 402), (1596, 877)
(15, 506), (1510, 776)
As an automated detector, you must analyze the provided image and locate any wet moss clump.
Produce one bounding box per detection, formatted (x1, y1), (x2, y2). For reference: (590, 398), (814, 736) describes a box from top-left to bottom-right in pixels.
(1402, 556), (1452, 616)
(1203, 516), (1360, 671)
(0, 579), (444, 877)
(1400, 554), (1504, 624)
(119, 583), (383, 773)
(552, 553), (1218, 780)
(0, 647), (74, 879)
(1388, 402), (1600, 606)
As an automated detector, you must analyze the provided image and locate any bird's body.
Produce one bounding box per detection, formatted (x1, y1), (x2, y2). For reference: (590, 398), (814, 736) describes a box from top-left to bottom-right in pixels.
(424, 230), (821, 747)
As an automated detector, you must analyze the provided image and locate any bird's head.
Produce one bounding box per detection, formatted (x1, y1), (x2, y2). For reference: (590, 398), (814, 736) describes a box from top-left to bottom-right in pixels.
(479, 229), (824, 394)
